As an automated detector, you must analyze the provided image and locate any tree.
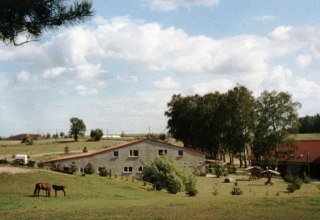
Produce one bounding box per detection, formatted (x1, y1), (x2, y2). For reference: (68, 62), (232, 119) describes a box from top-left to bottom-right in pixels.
(223, 85), (256, 167)
(60, 131), (65, 138)
(0, 0), (93, 46)
(69, 117), (86, 141)
(90, 128), (103, 141)
(252, 91), (301, 169)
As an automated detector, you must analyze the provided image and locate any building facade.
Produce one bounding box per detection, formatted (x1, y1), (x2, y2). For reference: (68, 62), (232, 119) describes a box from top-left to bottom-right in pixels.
(42, 138), (206, 176)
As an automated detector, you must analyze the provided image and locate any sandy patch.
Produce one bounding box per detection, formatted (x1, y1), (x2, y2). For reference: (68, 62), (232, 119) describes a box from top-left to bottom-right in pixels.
(0, 166), (32, 174)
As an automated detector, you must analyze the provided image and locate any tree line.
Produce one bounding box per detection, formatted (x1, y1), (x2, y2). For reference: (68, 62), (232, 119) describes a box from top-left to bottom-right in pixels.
(299, 114), (320, 133)
(165, 85), (301, 167)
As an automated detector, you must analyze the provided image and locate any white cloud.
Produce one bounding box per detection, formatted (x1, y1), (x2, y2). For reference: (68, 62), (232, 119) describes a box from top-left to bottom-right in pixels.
(143, 0), (219, 11)
(116, 75), (139, 82)
(255, 15), (277, 21)
(75, 85), (98, 96)
(16, 71), (35, 82)
(192, 79), (235, 95)
(296, 54), (313, 67)
(153, 76), (180, 89)
(43, 67), (70, 79)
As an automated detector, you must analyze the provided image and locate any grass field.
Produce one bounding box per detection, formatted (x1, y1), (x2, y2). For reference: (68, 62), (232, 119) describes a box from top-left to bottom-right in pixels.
(1, 135), (320, 219)
(0, 138), (131, 161)
(0, 168), (319, 220)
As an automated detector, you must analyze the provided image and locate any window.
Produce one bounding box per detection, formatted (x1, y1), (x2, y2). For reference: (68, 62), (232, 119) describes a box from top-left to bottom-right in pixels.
(158, 149), (167, 156)
(137, 166), (143, 173)
(123, 166), (133, 173)
(178, 150), (184, 157)
(113, 151), (119, 157)
(129, 150), (139, 157)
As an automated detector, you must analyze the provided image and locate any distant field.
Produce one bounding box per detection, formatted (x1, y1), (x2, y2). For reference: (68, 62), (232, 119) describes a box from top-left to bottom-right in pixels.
(0, 168), (319, 220)
(291, 133), (320, 140)
(0, 138), (132, 161)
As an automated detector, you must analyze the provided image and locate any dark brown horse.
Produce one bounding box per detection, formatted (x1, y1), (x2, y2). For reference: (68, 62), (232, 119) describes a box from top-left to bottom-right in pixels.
(52, 184), (66, 197)
(33, 183), (51, 197)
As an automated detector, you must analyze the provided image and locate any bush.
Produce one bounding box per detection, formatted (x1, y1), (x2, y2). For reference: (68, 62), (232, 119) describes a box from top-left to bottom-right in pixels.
(90, 128), (104, 141)
(231, 182), (243, 195)
(184, 175), (198, 196)
(213, 163), (227, 178)
(84, 163), (95, 175)
(142, 157), (198, 195)
(99, 167), (108, 177)
(287, 177), (302, 193)
(284, 170), (294, 183)
(70, 162), (78, 174)
(303, 172), (311, 184)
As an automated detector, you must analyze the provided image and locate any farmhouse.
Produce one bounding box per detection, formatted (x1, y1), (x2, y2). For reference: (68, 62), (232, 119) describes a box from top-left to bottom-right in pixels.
(250, 140), (320, 179)
(42, 138), (206, 176)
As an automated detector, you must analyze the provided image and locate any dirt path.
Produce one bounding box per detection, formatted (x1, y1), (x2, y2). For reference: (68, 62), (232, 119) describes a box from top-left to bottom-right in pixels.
(0, 166), (32, 174)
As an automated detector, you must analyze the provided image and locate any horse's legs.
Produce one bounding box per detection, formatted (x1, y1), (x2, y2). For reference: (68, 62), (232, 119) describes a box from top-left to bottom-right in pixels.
(62, 189), (66, 196)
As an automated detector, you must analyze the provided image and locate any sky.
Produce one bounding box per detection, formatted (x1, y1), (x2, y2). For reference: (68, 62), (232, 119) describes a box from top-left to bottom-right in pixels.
(1, 0), (320, 137)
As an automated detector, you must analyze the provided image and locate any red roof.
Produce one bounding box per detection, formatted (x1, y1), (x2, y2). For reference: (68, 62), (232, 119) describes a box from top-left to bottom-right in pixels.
(281, 140), (320, 163)
(42, 138), (205, 163)
(250, 140), (320, 163)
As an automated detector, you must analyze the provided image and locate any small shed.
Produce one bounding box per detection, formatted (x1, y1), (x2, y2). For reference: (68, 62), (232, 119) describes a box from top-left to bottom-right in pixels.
(15, 154), (28, 165)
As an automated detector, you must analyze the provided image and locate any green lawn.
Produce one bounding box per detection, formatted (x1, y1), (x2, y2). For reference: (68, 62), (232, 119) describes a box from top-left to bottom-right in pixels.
(0, 168), (320, 220)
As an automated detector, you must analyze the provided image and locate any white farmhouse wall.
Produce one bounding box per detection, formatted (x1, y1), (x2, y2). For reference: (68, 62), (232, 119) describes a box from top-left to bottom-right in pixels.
(43, 139), (206, 176)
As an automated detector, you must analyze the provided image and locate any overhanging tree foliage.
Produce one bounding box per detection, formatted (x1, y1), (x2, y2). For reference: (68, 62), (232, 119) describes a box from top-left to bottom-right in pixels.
(0, 0), (93, 46)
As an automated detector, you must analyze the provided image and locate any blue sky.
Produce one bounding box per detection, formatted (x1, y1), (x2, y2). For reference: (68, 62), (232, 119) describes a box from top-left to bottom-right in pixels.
(1, 0), (320, 137)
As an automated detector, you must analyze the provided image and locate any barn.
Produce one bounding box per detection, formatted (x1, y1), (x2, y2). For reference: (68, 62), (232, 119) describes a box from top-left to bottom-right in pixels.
(42, 138), (206, 176)
(250, 140), (320, 179)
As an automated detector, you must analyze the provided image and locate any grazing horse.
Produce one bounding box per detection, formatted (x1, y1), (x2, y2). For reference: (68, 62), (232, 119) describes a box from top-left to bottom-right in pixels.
(52, 184), (66, 197)
(34, 183), (51, 197)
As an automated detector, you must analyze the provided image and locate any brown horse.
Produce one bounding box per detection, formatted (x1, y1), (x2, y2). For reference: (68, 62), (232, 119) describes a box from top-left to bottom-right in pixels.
(52, 184), (66, 197)
(33, 183), (51, 197)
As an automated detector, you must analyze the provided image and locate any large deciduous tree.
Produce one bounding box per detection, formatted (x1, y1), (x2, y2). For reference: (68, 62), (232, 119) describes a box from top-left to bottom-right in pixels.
(223, 85), (256, 167)
(252, 91), (301, 169)
(0, 0), (93, 46)
(69, 117), (86, 141)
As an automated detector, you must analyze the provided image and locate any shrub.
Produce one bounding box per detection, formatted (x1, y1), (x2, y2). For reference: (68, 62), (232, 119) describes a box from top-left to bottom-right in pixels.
(99, 167), (108, 176)
(184, 174), (198, 196)
(70, 162), (78, 174)
(213, 163), (227, 178)
(231, 182), (243, 195)
(84, 163), (95, 175)
(303, 172), (311, 184)
(142, 157), (198, 195)
(90, 128), (104, 141)
(284, 170), (294, 183)
(287, 177), (302, 193)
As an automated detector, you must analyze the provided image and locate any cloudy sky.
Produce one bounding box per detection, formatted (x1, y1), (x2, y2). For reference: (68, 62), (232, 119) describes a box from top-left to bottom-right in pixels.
(1, 0), (320, 137)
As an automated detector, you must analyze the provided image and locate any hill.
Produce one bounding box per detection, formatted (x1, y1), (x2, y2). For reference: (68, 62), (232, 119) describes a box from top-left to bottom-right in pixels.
(0, 167), (320, 219)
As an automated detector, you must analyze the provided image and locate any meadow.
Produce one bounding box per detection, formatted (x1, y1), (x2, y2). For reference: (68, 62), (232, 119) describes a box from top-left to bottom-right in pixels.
(1, 136), (320, 219)
(0, 167), (320, 220)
